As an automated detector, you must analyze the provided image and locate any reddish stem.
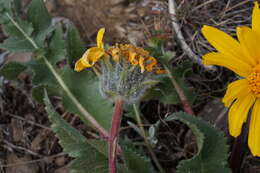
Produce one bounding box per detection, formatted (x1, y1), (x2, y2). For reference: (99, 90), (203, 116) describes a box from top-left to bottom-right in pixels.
(165, 67), (194, 115)
(182, 98), (194, 115)
(109, 100), (124, 173)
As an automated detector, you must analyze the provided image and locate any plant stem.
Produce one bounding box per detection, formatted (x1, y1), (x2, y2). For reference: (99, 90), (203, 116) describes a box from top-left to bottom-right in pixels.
(109, 100), (124, 173)
(133, 104), (165, 173)
(164, 66), (194, 115)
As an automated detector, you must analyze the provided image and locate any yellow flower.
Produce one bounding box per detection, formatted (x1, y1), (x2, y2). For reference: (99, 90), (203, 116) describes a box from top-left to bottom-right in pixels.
(107, 44), (164, 74)
(74, 28), (165, 74)
(201, 2), (260, 156)
(74, 28), (105, 72)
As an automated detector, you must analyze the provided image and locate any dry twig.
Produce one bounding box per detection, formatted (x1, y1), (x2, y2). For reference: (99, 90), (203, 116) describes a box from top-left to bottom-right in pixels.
(168, 0), (215, 70)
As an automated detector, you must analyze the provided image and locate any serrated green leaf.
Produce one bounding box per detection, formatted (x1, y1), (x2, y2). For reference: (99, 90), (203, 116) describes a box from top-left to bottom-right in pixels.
(2, 17), (33, 38)
(27, 0), (51, 34)
(0, 37), (35, 52)
(61, 68), (113, 130)
(157, 112), (231, 173)
(158, 51), (175, 64)
(32, 85), (47, 103)
(0, 0), (21, 15)
(0, 13), (36, 52)
(70, 155), (108, 173)
(27, 58), (58, 86)
(27, 0), (54, 46)
(32, 85), (61, 103)
(0, 1), (12, 16)
(44, 92), (108, 173)
(66, 23), (85, 66)
(122, 142), (155, 173)
(0, 61), (27, 80)
(1, 0), (111, 154)
(46, 26), (66, 64)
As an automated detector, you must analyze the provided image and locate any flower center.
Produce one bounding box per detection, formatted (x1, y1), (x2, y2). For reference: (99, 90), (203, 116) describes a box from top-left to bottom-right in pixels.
(247, 64), (260, 97)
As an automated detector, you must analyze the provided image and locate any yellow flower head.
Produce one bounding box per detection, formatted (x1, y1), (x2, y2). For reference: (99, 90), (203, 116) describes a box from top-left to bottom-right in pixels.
(107, 44), (163, 74)
(74, 28), (165, 103)
(202, 2), (260, 156)
(74, 29), (164, 74)
(74, 28), (105, 72)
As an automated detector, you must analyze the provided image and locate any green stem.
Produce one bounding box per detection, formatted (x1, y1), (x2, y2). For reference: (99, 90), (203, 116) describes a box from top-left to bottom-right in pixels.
(6, 12), (109, 138)
(164, 66), (194, 115)
(133, 104), (165, 173)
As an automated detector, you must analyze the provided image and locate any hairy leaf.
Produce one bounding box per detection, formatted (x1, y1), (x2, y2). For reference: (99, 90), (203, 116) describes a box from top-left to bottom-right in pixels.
(46, 26), (66, 64)
(44, 92), (108, 173)
(0, 0), (112, 132)
(27, 59), (58, 86)
(28, 0), (51, 34)
(122, 143), (155, 173)
(0, 1), (12, 18)
(156, 112), (231, 173)
(28, 0), (54, 46)
(0, 37), (35, 52)
(61, 68), (113, 130)
(0, 12), (36, 52)
(2, 18), (33, 38)
(32, 85), (61, 103)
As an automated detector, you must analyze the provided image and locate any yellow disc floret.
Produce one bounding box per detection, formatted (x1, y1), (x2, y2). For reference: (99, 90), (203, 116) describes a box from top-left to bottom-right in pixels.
(247, 64), (260, 97)
(107, 44), (164, 74)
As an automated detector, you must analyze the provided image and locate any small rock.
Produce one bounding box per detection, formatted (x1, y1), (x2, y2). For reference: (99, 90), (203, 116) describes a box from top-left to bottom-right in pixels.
(55, 156), (66, 167)
(6, 52), (32, 63)
(53, 166), (70, 173)
(31, 129), (49, 152)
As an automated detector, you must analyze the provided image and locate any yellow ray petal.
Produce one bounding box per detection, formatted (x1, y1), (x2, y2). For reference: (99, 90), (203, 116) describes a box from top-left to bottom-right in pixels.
(74, 58), (86, 72)
(228, 92), (255, 137)
(203, 52), (251, 77)
(139, 56), (145, 73)
(237, 26), (259, 65)
(82, 47), (104, 66)
(74, 47), (104, 71)
(145, 57), (157, 72)
(252, 1), (260, 34)
(96, 28), (105, 49)
(222, 79), (250, 107)
(201, 25), (249, 65)
(248, 99), (260, 156)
